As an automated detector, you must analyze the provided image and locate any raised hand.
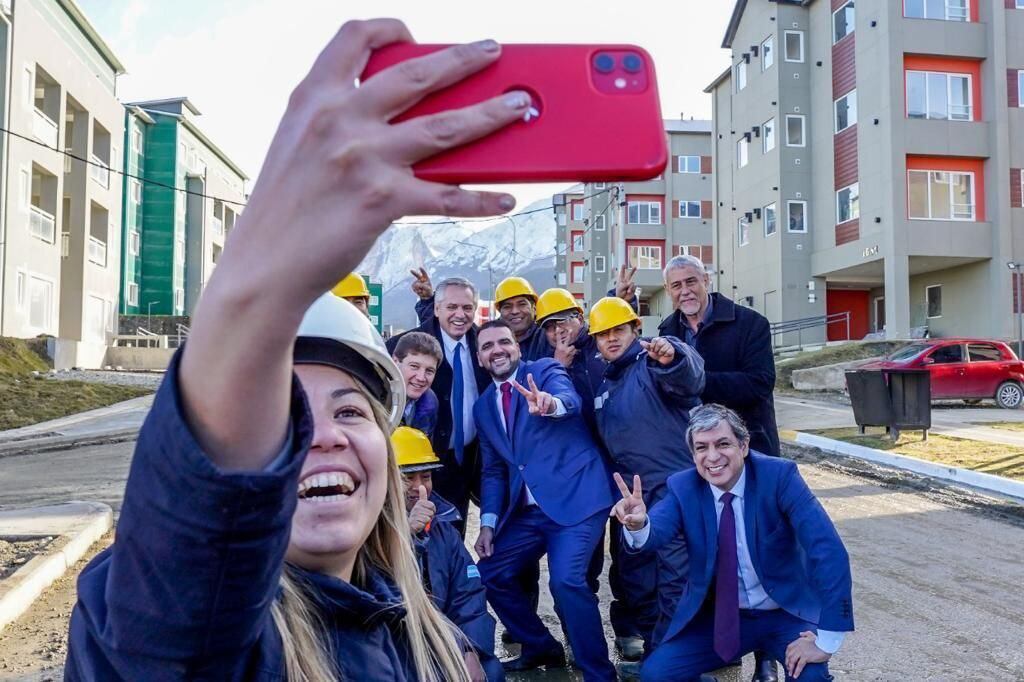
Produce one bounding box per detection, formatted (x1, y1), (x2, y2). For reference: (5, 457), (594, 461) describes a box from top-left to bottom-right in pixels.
(408, 484), (436, 534)
(640, 337), (676, 366)
(409, 267), (433, 300)
(510, 373), (556, 416)
(612, 472), (647, 531)
(552, 332), (578, 368)
(615, 265), (638, 301)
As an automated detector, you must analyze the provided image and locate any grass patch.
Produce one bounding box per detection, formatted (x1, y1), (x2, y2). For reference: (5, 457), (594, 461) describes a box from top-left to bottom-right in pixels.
(775, 341), (910, 391)
(972, 421), (1024, 433)
(809, 427), (1024, 481)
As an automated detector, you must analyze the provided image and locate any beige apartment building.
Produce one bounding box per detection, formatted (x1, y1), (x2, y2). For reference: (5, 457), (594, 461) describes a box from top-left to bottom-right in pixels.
(554, 119), (714, 334)
(0, 0), (125, 368)
(709, 0), (1024, 346)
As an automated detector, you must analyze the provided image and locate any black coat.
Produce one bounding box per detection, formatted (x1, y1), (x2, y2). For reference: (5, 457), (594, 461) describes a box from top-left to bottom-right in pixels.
(658, 292), (779, 457)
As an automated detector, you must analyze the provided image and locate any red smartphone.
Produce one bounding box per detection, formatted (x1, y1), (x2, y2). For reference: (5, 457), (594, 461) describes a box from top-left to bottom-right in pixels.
(361, 43), (667, 184)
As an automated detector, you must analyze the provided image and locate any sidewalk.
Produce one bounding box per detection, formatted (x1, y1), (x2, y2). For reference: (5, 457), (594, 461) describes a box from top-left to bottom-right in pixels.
(0, 395), (153, 457)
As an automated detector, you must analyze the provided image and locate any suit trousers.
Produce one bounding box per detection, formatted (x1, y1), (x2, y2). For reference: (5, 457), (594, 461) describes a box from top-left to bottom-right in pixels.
(432, 442), (479, 536)
(641, 605), (833, 682)
(479, 505), (615, 682)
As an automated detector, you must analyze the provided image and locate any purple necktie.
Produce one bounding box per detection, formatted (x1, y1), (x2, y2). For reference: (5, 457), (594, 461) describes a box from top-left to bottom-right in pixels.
(714, 491), (740, 662)
(500, 382), (514, 434)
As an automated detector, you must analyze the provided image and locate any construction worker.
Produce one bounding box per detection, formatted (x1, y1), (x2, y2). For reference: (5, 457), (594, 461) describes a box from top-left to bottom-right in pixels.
(332, 272), (372, 317)
(393, 426), (504, 682)
(588, 296), (705, 675)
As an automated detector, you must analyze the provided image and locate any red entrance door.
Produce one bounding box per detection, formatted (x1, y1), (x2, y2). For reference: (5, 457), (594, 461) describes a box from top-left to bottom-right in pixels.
(826, 289), (870, 341)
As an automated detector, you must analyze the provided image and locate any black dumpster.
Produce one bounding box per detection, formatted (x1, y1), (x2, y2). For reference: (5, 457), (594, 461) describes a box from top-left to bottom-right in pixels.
(844, 368), (931, 440)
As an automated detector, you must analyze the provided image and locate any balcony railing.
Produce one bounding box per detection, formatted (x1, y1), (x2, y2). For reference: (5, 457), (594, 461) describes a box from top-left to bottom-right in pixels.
(89, 155), (109, 189)
(32, 108), (58, 147)
(88, 236), (107, 267)
(29, 205), (56, 243)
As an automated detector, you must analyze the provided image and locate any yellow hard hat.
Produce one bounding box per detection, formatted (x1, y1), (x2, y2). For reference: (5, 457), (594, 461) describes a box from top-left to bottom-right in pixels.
(392, 426), (443, 472)
(494, 276), (538, 307)
(332, 272), (370, 299)
(536, 288), (584, 325)
(588, 296), (640, 335)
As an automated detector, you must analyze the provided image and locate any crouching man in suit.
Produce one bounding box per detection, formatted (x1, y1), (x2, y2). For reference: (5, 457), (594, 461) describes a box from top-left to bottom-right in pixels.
(612, 404), (853, 682)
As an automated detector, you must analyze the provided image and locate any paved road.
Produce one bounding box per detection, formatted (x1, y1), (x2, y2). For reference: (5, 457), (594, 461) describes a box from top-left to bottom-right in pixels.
(3, 436), (1024, 680)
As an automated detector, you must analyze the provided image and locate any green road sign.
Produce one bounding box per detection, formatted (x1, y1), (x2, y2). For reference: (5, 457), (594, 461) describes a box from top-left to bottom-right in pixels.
(367, 279), (383, 333)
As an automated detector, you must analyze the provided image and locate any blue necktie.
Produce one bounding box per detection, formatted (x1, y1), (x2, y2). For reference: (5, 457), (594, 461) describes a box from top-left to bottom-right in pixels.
(452, 341), (465, 464)
(714, 491), (741, 662)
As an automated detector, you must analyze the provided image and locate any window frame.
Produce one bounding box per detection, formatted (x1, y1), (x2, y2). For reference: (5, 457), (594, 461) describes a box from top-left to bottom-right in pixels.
(833, 1), (856, 44)
(678, 200), (701, 218)
(906, 70), (973, 121)
(763, 203), (778, 237)
(904, 0), (971, 21)
(907, 169), (976, 221)
(677, 155), (700, 173)
(627, 244), (664, 270)
(627, 201), (662, 225)
(738, 216), (751, 246)
(787, 200), (809, 233)
(836, 182), (861, 225)
(763, 117), (776, 153)
(571, 230), (585, 252)
(785, 114), (806, 147)
(735, 60), (748, 92)
(127, 282), (139, 307)
(593, 181), (607, 189)
(834, 90), (858, 133)
(129, 230), (140, 256)
(783, 30), (805, 63)
(130, 178), (142, 204)
(570, 261), (585, 283)
(27, 274), (55, 332)
(594, 214), (606, 231)
(761, 35), (775, 71)
(926, 284), (943, 319)
(571, 202), (584, 221)
(594, 255), (606, 273)
(131, 128), (142, 154)
(737, 137), (749, 167)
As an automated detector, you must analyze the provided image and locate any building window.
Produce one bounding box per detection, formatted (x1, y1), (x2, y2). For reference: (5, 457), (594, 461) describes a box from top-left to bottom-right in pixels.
(926, 284), (942, 318)
(677, 155), (700, 173)
(571, 262), (585, 283)
(784, 31), (804, 62)
(19, 169), (30, 209)
(594, 255), (606, 273)
(131, 128), (142, 154)
(763, 118), (776, 152)
(735, 60), (747, 92)
(593, 181), (606, 189)
(762, 36), (775, 71)
(176, 238), (186, 265)
(129, 230), (141, 256)
(594, 214), (606, 231)
(627, 201), (662, 225)
(28, 276), (53, 331)
(764, 203), (778, 236)
(16, 272), (26, 309)
(737, 138), (749, 167)
(834, 91), (858, 133)
(785, 115), (806, 147)
(836, 183), (860, 224)
(127, 282), (139, 306)
(737, 217), (750, 246)
(906, 71), (972, 121)
(1017, 0), (1024, 8)
(908, 170), (975, 220)
(130, 179), (142, 204)
(628, 244), (663, 269)
(787, 200), (808, 232)
(904, 0), (969, 21)
(833, 1), (855, 44)
(679, 200), (701, 218)
(177, 190), (186, 216)
(571, 231), (584, 251)
(87, 296), (107, 343)
(174, 288), (185, 311)
(23, 67), (33, 109)
(572, 202), (584, 221)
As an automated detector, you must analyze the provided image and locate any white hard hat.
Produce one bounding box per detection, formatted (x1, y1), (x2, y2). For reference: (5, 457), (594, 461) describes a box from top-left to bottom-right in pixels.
(294, 292), (405, 429)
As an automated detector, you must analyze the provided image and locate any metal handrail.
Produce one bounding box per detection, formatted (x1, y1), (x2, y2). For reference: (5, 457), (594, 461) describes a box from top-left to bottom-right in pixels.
(770, 311), (851, 351)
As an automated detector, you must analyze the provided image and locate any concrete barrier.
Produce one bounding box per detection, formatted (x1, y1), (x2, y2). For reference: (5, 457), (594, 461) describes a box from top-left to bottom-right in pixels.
(103, 346), (175, 371)
(790, 357), (881, 391)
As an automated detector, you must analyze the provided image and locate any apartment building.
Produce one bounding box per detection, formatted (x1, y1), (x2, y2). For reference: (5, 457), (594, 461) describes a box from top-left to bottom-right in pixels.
(709, 0), (1024, 345)
(553, 119), (714, 334)
(0, 0), (126, 368)
(120, 98), (246, 318)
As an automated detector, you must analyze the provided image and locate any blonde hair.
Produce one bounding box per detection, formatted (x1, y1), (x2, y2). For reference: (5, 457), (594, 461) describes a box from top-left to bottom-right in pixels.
(270, 395), (469, 682)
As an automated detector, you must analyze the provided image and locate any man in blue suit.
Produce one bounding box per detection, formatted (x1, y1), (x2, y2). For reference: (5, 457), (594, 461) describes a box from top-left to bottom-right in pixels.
(612, 404), (853, 682)
(472, 320), (616, 681)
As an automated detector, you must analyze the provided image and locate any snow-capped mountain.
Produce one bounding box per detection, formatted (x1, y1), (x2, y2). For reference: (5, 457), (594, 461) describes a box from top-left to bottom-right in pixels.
(358, 194), (566, 331)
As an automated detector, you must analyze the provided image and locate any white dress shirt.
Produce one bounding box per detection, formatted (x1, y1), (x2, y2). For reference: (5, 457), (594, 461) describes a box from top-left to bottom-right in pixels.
(440, 329), (478, 450)
(624, 468), (847, 654)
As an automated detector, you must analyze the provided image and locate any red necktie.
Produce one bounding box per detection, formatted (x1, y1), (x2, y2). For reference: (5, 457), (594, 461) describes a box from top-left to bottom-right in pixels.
(500, 382), (514, 433)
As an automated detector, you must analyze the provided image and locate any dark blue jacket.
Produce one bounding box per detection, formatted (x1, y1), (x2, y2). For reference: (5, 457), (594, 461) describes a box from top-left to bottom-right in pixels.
(402, 387), (439, 439)
(415, 294), (551, 361)
(414, 495), (504, 681)
(594, 337), (705, 503)
(537, 325), (605, 438)
(65, 352), (427, 681)
(475, 359), (614, 533)
(631, 453), (854, 643)
(658, 293), (779, 456)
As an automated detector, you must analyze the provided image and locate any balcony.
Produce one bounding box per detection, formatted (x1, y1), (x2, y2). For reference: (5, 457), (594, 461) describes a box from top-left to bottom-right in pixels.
(29, 206), (56, 243)
(89, 155), (109, 189)
(88, 236), (107, 267)
(32, 109), (59, 148)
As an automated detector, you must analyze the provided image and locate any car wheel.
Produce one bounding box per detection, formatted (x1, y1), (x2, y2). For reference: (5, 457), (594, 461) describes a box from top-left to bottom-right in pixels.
(995, 381), (1023, 410)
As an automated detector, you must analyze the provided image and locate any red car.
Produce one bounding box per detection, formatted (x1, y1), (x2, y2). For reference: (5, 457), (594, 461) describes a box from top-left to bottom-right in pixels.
(861, 339), (1024, 409)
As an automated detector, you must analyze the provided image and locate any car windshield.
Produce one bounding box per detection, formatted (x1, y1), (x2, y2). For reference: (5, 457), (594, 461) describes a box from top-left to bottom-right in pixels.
(886, 344), (932, 362)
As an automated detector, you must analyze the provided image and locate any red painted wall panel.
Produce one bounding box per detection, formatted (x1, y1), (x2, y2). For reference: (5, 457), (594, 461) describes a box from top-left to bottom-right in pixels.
(832, 34), (856, 96)
(826, 289), (870, 341)
(1010, 69), (1021, 109)
(1011, 168), (1023, 209)
(834, 127), (859, 189)
(835, 218), (860, 246)
(701, 200), (713, 218)
(701, 155), (712, 174)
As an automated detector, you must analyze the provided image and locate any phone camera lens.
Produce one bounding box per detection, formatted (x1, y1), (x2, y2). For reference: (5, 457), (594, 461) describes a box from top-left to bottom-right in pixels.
(622, 54), (643, 73)
(594, 53), (615, 74)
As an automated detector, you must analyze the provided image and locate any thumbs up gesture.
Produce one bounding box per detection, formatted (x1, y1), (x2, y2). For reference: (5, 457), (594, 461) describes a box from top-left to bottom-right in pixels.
(612, 473), (647, 531)
(510, 373), (556, 416)
(640, 337), (676, 366)
(408, 484), (436, 534)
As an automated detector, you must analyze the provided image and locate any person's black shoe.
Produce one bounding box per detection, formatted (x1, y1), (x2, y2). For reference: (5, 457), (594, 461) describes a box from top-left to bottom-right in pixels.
(500, 630), (519, 645)
(751, 652), (779, 682)
(501, 646), (567, 672)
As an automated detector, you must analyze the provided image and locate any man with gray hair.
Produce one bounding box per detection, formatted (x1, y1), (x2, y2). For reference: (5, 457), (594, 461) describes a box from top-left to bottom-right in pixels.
(612, 404), (853, 681)
(388, 276), (490, 534)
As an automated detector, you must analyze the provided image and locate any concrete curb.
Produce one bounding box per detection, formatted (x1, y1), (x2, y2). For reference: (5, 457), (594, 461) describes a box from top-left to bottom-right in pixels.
(0, 394), (153, 443)
(794, 432), (1024, 502)
(0, 428), (139, 459)
(0, 501), (112, 631)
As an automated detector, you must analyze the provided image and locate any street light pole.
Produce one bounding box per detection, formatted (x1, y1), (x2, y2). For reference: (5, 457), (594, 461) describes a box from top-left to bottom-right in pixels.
(1008, 262), (1022, 358)
(147, 300), (160, 334)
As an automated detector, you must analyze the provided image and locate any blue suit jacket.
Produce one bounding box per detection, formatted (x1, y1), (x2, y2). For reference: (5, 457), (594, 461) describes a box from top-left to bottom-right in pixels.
(474, 358), (614, 533)
(637, 453), (854, 643)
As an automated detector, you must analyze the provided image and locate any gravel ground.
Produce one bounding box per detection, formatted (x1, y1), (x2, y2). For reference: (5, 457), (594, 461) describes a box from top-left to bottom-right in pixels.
(40, 370), (164, 391)
(0, 537), (54, 581)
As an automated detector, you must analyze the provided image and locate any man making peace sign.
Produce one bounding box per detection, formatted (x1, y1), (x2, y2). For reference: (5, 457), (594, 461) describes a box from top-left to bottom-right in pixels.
(471, 319), (617, 681)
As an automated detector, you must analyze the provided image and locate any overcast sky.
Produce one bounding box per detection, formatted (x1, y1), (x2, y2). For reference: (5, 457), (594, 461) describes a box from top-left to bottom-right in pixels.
(78, 0), (735, 208)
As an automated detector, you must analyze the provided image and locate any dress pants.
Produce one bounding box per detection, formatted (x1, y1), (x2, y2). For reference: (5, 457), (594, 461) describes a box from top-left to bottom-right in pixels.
(641, 605), (834, 682)
(431, 442), (479, 536)
(479, 505), (615, 682)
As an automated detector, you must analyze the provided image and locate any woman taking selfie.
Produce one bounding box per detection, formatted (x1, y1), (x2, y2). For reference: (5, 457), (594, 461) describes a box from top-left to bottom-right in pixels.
(65, 18), (527, 682)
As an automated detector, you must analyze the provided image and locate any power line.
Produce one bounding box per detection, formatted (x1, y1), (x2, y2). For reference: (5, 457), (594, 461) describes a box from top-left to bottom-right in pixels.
(553, 185), (620, 258)
(392, 187), (614, 227)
